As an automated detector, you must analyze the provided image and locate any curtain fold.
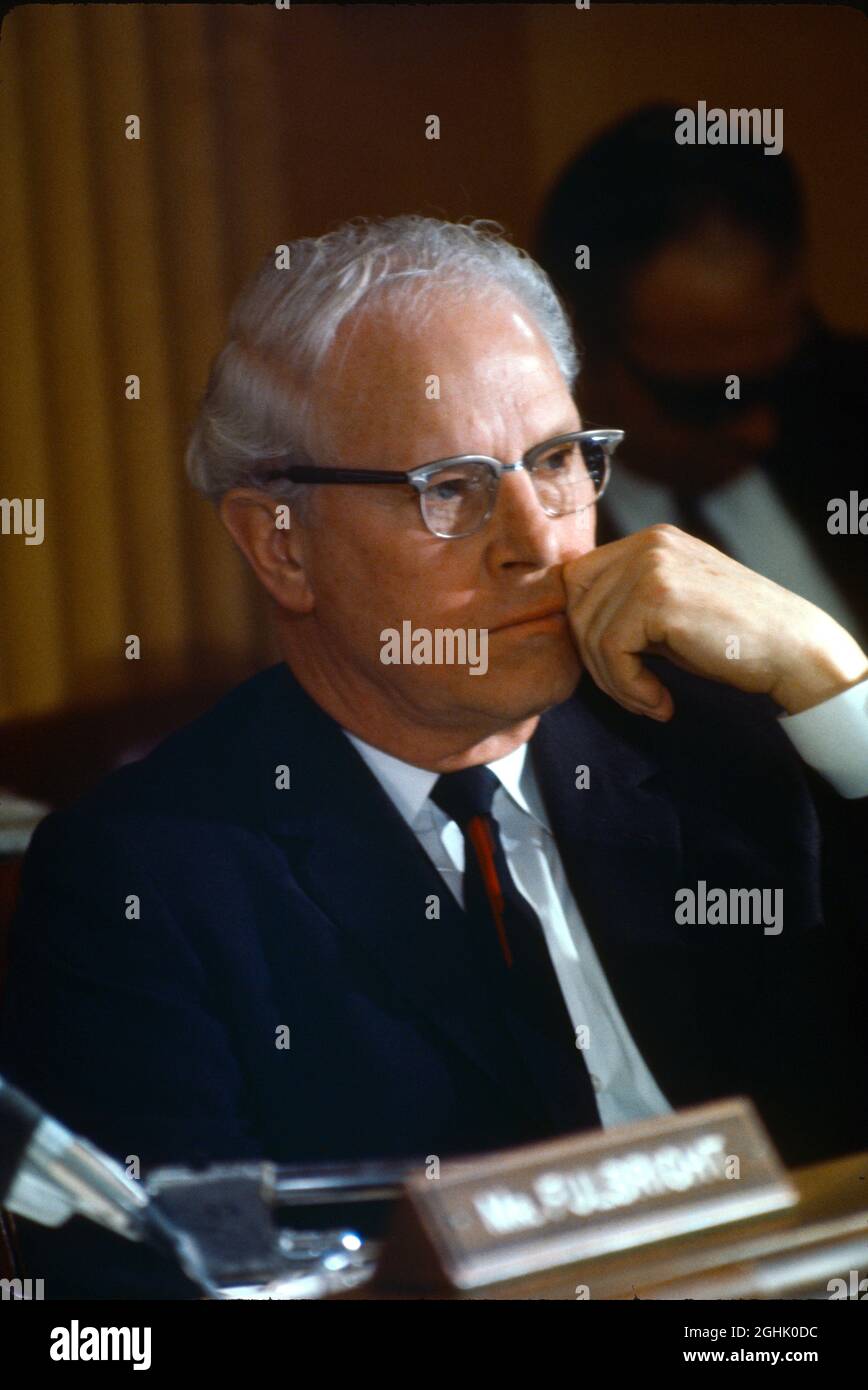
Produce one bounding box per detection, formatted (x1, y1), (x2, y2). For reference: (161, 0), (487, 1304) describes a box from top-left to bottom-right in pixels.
(1, 5), (290, 720)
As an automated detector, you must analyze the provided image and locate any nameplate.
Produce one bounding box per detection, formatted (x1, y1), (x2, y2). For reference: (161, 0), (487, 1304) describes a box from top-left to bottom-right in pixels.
(374, 1098), (797, 1291)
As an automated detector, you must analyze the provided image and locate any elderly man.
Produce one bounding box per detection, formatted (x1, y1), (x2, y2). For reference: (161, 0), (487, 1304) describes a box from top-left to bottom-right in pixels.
(1, 216), (867, 1298)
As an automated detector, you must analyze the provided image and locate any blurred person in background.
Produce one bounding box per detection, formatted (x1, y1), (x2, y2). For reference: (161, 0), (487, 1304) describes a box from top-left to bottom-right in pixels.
(535, 103), (867, 647)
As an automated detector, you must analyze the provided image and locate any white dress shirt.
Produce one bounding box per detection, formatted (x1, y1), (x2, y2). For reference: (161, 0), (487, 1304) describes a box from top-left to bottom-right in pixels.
(344, 729), (673, 1129)
(344, 680), (868, 1129)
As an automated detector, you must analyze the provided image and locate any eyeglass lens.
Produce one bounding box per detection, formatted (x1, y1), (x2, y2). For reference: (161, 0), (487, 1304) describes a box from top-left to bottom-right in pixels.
(419, 437), (607, 538)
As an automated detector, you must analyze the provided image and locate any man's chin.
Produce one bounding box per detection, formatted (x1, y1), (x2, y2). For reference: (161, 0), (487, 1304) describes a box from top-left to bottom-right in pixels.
(469, 654), (582, 722)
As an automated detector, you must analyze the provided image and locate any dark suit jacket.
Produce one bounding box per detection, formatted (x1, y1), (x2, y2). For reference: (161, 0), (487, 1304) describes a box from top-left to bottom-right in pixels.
(1, 660), (865, 1297)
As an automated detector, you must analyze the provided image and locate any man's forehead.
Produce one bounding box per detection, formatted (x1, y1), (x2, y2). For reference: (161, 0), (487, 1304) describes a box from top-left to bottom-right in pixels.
(312, 290), (575, 457)
(327, 290), (546, 378)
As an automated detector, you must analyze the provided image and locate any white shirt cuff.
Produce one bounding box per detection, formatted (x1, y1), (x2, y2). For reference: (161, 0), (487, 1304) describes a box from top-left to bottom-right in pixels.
(779, 678), (868, 799)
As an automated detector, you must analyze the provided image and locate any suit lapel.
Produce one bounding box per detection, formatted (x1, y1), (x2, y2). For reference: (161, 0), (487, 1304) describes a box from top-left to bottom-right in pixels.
(235, 665), (551, 1124)
(531, 685), (683, 946)
(530, 684), (690, 1084)
(228, 663), (694, 1120)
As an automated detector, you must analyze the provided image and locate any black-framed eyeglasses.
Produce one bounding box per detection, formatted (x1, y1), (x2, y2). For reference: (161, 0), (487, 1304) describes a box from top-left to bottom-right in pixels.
(258, 429), (623, 539)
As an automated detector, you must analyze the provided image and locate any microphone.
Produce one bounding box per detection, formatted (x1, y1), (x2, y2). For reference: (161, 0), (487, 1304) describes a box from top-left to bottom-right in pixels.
(0, 1073), (154, 1243)
(0, 1075), (383, 1296)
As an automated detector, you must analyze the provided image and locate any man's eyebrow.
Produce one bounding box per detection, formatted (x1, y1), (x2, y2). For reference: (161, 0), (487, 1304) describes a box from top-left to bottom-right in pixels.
(548, 419), (582, 437)
(524, 420), (581, 446)
(416, 421), (583, 466)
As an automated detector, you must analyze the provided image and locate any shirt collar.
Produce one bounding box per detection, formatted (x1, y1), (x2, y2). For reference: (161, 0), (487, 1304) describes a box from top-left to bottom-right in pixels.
(343, 729), (549, 831)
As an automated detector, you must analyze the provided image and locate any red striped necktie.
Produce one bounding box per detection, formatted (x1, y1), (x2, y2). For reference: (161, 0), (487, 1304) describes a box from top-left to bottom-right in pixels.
(430, 765), (601, 1131)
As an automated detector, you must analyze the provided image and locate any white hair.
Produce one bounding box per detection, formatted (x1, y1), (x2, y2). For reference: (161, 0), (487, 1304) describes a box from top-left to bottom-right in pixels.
(184, 215), (580, 513)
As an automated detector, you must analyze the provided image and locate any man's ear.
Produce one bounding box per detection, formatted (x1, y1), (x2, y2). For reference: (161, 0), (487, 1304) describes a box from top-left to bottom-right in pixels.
(218, 489), (314, 614)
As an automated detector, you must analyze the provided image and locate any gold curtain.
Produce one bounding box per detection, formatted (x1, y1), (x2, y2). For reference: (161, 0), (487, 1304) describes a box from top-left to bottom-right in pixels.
(0, 5), (292, 720)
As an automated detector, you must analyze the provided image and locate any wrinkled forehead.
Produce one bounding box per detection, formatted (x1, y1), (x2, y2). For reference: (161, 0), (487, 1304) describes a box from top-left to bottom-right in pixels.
(307, 286), (573, 462)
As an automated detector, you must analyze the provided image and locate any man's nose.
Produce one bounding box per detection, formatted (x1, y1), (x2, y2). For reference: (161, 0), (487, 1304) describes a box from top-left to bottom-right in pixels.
(721, 403), (780, 458)
(486, 469), (586, 568)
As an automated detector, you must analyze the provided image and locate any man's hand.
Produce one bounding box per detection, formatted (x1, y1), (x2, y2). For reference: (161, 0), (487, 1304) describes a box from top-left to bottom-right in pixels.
(563, 525), (868, 720)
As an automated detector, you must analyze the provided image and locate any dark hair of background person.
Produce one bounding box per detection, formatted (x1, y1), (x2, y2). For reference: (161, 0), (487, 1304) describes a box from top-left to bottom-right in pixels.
(534, 102), (806, 354)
